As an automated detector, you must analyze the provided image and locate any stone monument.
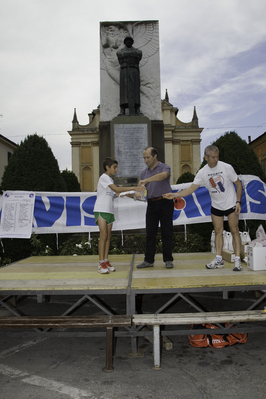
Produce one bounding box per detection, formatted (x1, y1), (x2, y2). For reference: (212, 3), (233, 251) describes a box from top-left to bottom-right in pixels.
(99, 20), (164, 184)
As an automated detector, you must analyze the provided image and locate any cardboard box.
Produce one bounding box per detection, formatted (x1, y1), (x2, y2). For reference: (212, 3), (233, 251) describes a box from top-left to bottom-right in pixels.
(247, 246), (266, 271)
(240, 243), (250, 260)
(222, 249), (235, 263)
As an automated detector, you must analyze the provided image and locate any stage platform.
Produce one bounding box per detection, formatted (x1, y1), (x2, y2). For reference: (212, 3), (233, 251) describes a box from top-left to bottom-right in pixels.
(1, 253), (266, 351)
(1, 253), (266, 295)
(0, 254), (133, 293)
(132, 252), (266, 291)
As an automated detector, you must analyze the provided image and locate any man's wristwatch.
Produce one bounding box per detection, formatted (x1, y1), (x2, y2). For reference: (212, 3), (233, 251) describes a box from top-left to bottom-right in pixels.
(236, 201), (241, 204)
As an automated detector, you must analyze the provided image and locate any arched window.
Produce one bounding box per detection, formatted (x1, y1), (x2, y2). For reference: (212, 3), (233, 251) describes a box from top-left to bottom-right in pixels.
(181, 164), (191, 174)
(82, 166), (93, 191)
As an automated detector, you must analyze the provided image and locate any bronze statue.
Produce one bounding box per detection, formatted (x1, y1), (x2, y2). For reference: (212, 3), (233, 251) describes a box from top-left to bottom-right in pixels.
(116, 36), (142, 115)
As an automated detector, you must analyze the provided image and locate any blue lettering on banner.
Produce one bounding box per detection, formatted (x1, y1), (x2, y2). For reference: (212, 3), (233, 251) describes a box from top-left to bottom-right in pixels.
(66, 197), (81, 226)
(181, 194), (202, 218)
(172, 190), (181, 221)
(193, 187), (211, 216)
(246, 180), (266, 214)
(82, 196), (97, 226)
(240, 187), (247, 213)
(34, 196), (64, 227)
(173, 187), (211, 221)
(1, 176), (265, 235)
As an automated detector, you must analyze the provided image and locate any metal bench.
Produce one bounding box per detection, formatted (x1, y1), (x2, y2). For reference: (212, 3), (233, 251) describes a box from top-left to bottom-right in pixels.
(133, 310), (266, 370)
(0, 314), (132, 372)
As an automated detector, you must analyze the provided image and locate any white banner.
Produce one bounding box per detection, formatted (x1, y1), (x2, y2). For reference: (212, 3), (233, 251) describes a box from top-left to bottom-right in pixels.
(0, 175), (265, 235)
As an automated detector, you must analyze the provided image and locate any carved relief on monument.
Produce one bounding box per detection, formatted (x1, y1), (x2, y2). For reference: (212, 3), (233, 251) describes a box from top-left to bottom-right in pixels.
(100, 21), (161, 121)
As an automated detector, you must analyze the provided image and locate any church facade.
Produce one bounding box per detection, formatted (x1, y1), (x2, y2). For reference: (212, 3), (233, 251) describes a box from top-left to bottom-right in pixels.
(68, 91), (203, 191)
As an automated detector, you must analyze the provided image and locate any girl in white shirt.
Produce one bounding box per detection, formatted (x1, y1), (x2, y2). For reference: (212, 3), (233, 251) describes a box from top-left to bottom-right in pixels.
(94, 157), (144, 274)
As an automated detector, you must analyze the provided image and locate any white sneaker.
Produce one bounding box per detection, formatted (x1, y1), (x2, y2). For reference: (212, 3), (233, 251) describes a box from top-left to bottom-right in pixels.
(206, 258), (224, 269)
(98, 262), (109, 274)
(105, 261), (116, 272)
(233, 258), (242, 271)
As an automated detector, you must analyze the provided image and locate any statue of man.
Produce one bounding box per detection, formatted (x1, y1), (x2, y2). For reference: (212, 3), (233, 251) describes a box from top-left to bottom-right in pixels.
(116, 36), (142, 115)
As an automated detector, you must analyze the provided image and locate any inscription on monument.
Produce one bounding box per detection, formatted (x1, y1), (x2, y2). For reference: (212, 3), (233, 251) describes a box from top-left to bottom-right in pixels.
(114, 124), (148, 177)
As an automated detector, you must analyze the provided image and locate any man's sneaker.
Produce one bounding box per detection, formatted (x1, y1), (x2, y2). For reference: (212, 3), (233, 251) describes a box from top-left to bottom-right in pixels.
(105, 260), (116, 272)
(98, 262), (109, 274)
(233, 258), (242, 272)
(137, 261), (154, 269)
(165, 261), (174, 269)
(206, 258), (224, 269)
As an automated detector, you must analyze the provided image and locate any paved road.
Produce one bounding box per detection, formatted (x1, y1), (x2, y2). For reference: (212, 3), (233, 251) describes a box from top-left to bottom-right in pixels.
(0, 292), (266, 399)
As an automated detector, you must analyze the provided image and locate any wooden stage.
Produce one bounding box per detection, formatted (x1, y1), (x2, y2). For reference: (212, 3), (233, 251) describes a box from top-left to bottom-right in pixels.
(0, 254), (133, 293)
(1, 253), (266, 354)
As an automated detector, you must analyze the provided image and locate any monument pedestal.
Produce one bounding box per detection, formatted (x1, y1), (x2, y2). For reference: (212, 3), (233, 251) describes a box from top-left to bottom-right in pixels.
(111, 115), (150, 186)
(99, 116), (165, 186)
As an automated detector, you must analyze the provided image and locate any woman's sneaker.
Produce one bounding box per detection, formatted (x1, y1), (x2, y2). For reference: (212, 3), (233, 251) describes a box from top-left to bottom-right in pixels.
(105, 260), (116, 272)
(206, 258), (224, 269)
(98, 262), (109, 274)
(233, 258), (242, 271)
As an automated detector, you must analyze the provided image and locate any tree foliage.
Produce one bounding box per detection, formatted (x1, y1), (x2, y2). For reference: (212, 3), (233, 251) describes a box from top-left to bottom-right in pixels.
(0, 134), (67, 192)
(61, 169), (81, 192)
(200, 131), (266, 181)
(0, 134), (67, 263)
(176, 171), (195, 184)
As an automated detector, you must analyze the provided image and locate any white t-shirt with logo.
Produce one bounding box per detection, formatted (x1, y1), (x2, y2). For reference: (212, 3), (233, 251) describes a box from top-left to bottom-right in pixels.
(193, 161), (238, 210)
(93, 173), (115, 214)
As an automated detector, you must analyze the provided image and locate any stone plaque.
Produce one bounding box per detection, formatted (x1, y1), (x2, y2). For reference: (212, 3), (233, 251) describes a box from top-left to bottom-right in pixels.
(114, 123), (148, 178)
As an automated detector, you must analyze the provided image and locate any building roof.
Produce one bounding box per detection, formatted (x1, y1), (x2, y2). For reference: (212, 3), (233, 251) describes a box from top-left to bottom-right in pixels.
(249, 131), (266, 145)
(0, 134), (17, 148)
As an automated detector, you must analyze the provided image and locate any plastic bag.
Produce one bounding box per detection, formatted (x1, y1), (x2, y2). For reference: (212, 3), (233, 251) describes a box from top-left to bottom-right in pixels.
(226, 232), (234, 252)
(223, 231), (233, 251)
(241, 231), (251, 244)
(223, 230), (228, 250)
(210, 230), (216, 253)
(189, 323), (248, 348)
(249, 225), (266, 247)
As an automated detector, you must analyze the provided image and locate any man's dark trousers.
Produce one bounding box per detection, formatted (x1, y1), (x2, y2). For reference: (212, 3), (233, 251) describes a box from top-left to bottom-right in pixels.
(144, 198), (174, 264)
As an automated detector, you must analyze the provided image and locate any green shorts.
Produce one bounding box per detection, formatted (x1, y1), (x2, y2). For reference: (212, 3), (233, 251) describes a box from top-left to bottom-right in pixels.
(94, 212), (115, 225)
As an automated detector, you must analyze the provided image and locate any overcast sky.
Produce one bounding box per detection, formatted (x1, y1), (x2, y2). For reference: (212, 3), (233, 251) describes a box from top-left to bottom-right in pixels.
(1, 0), (266, 171)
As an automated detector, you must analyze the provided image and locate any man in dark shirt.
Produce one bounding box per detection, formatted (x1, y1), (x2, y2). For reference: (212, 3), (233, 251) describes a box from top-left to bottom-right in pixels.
(137, 147), (174, 269)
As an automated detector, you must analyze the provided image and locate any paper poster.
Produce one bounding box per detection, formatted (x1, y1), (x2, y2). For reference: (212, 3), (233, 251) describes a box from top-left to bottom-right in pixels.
(0, 191), (35, 238)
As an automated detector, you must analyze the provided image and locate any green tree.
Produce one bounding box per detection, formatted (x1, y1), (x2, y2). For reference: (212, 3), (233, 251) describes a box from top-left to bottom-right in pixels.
(200, 131), (266, 181)
(0, 134), (67, 262)
(176, 172), (195, 184)
(61, 169), (81, 192)
(0, 134), (67, 192)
